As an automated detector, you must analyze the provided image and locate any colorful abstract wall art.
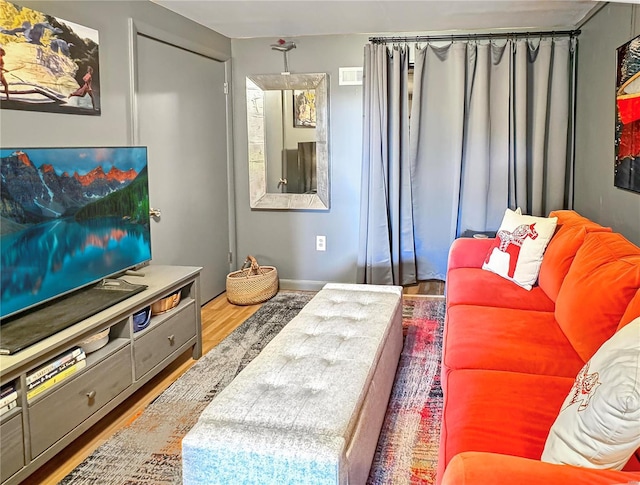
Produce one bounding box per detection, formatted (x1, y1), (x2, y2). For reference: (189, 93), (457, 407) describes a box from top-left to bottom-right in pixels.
(615, 34), (640, 193)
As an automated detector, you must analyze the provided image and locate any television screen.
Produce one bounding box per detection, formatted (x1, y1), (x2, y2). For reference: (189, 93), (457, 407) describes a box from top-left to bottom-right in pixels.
(0, 147), (151, 319)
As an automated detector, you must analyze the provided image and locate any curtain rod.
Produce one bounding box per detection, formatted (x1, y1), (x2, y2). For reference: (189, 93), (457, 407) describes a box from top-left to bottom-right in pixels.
(369, 30), (580, 44)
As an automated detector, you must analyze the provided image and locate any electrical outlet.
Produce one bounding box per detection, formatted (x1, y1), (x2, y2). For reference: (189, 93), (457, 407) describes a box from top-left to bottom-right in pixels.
(316, 235), (326, 251)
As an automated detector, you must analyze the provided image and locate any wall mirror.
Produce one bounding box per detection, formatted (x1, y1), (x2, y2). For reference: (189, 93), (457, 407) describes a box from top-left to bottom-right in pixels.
(246, 73), (329, 210)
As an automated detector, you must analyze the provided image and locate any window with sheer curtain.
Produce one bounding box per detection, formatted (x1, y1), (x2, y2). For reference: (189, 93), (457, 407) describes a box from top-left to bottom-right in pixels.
(358, 37), (577, 285)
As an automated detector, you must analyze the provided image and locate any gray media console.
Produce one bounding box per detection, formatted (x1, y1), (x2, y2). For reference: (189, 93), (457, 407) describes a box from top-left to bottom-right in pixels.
(0, 265), (203, 485)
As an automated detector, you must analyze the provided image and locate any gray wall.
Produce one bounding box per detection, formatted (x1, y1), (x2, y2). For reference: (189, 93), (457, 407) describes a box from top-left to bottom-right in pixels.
(231, 35), (368, 287)
(0, 1), (230, 147)
(575, 3), (640, 244)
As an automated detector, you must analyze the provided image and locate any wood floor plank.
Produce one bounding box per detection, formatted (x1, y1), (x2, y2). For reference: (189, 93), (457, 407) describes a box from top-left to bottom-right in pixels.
(403, 279), (445, 295)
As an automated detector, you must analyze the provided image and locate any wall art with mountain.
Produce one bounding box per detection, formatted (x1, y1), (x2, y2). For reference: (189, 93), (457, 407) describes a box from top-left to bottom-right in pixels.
(0, 0), (101, 115)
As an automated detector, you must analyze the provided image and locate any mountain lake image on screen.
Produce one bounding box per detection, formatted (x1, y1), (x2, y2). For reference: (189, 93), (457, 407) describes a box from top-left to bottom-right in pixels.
(0, 146), (151, 319)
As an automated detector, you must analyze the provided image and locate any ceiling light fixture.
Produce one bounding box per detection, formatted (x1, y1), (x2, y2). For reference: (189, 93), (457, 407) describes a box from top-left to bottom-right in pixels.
(270, 38), (296, 74)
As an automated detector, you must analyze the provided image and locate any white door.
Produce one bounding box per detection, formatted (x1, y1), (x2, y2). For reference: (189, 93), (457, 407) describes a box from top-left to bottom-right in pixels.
(136, 35), (229, 303)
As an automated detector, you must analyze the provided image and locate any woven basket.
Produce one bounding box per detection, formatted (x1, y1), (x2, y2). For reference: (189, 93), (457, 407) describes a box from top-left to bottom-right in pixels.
(226, 255), (278, 305)
(151, 290), (181, 315)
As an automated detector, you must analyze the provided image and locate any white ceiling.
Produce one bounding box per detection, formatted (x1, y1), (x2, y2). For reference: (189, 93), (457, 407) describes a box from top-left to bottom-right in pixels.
(153, 1), (604, 39)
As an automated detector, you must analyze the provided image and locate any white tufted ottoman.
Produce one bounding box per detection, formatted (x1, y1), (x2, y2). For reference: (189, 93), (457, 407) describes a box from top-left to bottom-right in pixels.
(182, 283), (403, 485)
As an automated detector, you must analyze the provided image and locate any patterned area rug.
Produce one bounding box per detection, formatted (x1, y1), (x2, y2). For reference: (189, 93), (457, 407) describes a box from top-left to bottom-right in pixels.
(60, 292), (446, 484)
(368, 296), (446, 485)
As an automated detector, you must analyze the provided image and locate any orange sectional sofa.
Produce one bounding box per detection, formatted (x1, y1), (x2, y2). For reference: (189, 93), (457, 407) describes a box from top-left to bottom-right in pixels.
(437, 210), (640, 484)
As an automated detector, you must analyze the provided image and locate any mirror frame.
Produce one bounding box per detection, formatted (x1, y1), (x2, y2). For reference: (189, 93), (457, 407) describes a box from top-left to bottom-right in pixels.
(246, 73), (329, 210)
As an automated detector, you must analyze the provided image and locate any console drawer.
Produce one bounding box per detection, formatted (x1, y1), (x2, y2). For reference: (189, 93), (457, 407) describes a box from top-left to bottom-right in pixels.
(134, 302), (196, 380)
(1, 413), (24, 482)
(29, 345), (132, 458)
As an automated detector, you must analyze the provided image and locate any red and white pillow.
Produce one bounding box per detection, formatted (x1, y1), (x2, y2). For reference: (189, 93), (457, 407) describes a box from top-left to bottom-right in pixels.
(542, 317), (640, 469)
(482, 209), (558, 290)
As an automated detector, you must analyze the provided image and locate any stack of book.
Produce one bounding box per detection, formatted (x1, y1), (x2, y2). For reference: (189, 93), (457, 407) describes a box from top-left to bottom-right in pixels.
(26, 347), (87, 400)
(0, 384), (18, 416)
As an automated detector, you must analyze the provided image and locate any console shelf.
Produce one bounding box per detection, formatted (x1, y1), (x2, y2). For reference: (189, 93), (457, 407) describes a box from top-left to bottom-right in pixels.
(0, 265), (202, 485)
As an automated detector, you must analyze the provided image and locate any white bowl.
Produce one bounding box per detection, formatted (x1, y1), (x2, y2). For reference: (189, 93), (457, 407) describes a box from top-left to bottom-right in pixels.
(80, 328), (110, 354)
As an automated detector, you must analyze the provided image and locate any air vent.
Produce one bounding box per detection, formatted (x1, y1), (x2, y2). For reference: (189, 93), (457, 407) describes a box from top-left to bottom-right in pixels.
(339, 67), (363, 86)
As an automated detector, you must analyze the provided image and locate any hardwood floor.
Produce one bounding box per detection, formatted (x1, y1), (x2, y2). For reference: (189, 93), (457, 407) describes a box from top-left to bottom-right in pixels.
(26, 281), (443, 484)
(403, 279), (445, 296)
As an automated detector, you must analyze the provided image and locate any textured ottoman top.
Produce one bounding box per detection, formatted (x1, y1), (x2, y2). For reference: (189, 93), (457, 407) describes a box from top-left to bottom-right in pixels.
(182, 283), (402, 485)
(198, 283), (402, 438)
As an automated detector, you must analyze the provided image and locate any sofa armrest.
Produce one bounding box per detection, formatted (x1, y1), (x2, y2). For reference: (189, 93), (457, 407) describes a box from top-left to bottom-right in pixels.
(441, 452), (640, 485)
(447, 238), (495, 271)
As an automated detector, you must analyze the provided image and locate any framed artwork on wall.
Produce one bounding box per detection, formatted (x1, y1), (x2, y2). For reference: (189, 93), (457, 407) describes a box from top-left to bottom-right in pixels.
(293, 89), (316, 128)
(0, 0), (101, 115)
(615, 34), (640, 193)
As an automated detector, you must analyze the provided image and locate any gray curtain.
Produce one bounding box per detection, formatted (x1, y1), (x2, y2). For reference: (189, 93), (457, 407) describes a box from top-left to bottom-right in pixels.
(358, 36), (576, 284)
(357, 44), (416, 285)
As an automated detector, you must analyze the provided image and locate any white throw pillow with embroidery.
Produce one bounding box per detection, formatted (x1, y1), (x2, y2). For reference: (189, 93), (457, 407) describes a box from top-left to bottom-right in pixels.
(542, 318), (640, 469)
(482, 209), (557, 290)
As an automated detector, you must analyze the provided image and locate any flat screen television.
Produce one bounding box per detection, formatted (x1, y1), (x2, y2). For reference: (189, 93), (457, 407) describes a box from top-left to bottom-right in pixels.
(0, 147), (152, 320)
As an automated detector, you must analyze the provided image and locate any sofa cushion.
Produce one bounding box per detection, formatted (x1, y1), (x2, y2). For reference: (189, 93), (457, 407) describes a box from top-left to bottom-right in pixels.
(619, 288), (640, 331)
(443, 305), (584, 377)
(538, 211), (611, 303)
(548, 210), (611, 230)
(542, 318), (640, 470)
(447, 237), (496, 271)
(538, 224), (612, 303)
(437, 369), (575, 483)
(482, 209), (558, 290)
(442, 452), (640, 485)
(446, 268), (555, 312)
(555, 232), (640, 362)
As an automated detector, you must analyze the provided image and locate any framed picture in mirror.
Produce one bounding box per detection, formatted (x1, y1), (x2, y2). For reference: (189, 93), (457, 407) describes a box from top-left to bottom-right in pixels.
(293, 89), (316, 128)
